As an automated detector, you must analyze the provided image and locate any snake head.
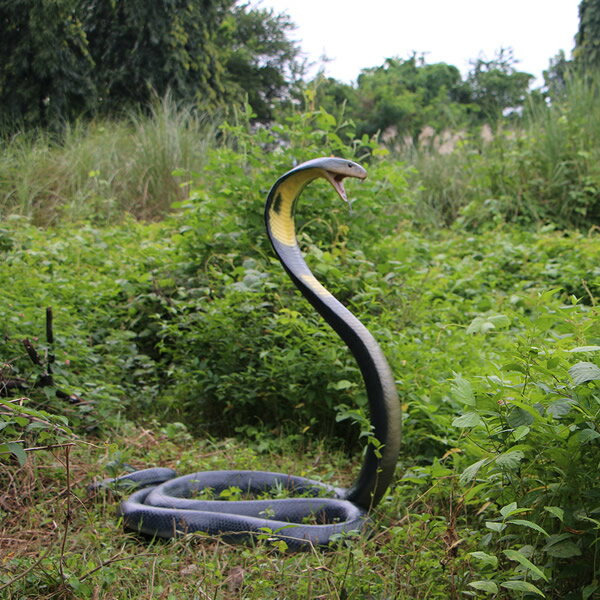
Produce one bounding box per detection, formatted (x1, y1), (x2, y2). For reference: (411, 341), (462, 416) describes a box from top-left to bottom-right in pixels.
(293, 157), (367, 203)
(266, 157), (368, 247)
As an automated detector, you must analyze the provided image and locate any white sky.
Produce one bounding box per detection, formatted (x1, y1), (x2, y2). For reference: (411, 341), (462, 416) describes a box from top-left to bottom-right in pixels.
(253, 0), (580, 87)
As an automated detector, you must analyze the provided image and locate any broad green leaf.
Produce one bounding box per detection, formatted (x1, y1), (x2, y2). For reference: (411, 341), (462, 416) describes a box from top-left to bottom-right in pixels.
(330, 380), (354, 390)
(513, 425), (530, 441)
(507, 519), (549, 536)
(568, 345), (600, 353)
(496, 450), (524, 470)
(583, 583), (599, 600)
(501, 580), (545, 597)
(507, 407), (535, 428)
(540, 287), (562, 301)
(500, 502), (519, 518)
(570, 428), (600, 444)
(451, 374), (475, 406)
(460, 458), (488, 484)
(569, 361), (600, 385)
(452, 411), (482, 428)
(503, 549), (548, 581)
(467, 314), (510, 334)
(543, 537), (581, 558)
(546, 400), (573, 418)
(543, 506), (564, 522)
(507, 400), (540, 423)
(7, 442), (27, 466)
(469, 552), (498, 567)
(468, 580), (498, 594)
(429, 460), (453, 477)
(485, 521), (507, 532)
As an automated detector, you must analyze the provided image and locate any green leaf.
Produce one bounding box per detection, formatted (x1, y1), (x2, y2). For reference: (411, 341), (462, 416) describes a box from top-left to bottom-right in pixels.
(485, 521), (507, 532)
(507, 519), (549, 537)
(503, 361), (527, 374)
(570, 428), (600, 444)
(460, 458), (488, 484)
(452, 411), (482, 428)
(503, 549), (548, 581)
(546, 400), (573, 418)
(496, 450), (524, 470)
(543, 536), (581, 558)
(583, 583), (599, 600)
(500, 580), (545, 597)
(568, 345), (600, 353)
(7, 442), (27, 466)
(569, 361), (600, 385)
(466, 314), (509, 335)
(451, 374), (475, 406)
(469, 551), (498, 567)
(543, 506), (564, 522)
(330, 380), (354, 390)
(500, 502), (519, 518)
(507, 407), (535, 427)
(468, 580), (498, 594)
(513, 425), (530, 441)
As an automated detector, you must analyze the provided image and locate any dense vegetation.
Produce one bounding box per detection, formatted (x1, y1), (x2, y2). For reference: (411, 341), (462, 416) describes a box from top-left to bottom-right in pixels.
(1, 1), (600, 598)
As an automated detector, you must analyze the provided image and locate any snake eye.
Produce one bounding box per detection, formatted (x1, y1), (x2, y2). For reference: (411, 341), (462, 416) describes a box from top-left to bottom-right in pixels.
(347, 163), (353, 168)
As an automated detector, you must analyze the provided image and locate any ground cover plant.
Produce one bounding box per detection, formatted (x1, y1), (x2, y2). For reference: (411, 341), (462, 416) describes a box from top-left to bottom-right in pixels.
(1, 93), (599, 598)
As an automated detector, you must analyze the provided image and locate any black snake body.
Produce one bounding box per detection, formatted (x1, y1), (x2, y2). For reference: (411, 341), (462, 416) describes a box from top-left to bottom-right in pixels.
(102, 158), (401, 549)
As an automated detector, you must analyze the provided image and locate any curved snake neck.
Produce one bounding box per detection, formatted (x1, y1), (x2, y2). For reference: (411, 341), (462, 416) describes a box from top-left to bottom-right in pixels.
(265, 157), (401, 509)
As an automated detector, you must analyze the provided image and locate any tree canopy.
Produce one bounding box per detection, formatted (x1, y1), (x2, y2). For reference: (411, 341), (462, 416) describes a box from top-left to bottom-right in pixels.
(0, 0), (95, 128)
(314, 51), (533, 141)
(575, 0), (600, 69)
(0, 0), (303, 130)
(0, 1), (592, 135)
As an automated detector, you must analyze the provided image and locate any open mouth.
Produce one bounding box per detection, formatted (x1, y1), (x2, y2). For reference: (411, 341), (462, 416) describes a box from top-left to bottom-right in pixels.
(326, 172), (348, 202)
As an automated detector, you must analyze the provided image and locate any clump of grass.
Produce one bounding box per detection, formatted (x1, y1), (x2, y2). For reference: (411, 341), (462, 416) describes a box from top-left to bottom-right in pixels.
(390, 70), (600, 229)
(0, 95), (218, 226)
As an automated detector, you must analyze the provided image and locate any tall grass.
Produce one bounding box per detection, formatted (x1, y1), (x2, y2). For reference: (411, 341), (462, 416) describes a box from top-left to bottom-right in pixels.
(0, 95), (218, 225)
(2, 72), (600, 229)
(395, 71), (600, 228)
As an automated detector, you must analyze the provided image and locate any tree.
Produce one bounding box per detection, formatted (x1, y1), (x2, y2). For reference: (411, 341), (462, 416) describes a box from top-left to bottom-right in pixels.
(220, 4), (304, 121)
(0, 0), (95, 130)
(466, 48), (533, 123)
(543, 51), (573, 98)
(0, 0), (305, 129)
(574, 0), (600, 69)
(82, 0), (233, 114)
(351, 55), (473, 139)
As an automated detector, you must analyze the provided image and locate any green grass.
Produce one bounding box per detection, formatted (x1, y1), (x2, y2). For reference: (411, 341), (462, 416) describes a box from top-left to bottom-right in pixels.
(0, 425), (479, 600)
(390, 72), (600, 229)
(0, 96), (218, 226)
(2, 72), (600, 231)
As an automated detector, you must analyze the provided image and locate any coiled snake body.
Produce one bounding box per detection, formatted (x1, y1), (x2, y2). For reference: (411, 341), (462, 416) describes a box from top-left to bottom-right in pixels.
(102, 158), (401, 549)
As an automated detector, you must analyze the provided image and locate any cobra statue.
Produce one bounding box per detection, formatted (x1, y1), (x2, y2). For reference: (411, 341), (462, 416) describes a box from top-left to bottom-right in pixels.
(99, 157), (401, 550)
